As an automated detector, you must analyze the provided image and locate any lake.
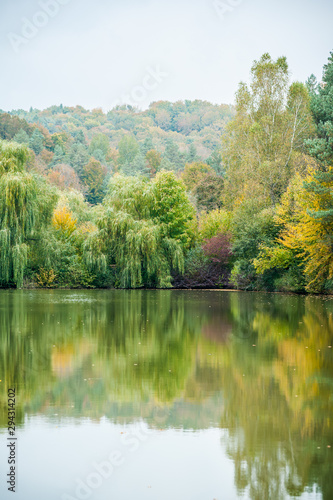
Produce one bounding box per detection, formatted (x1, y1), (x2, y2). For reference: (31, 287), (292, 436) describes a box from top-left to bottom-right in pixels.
(0, 289), (332, 500)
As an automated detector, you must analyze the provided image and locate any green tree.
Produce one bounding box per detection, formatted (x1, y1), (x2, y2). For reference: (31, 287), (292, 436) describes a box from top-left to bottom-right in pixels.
(305, 51), (333, 166)
(51, 145), (65, 166)
(72, 129), (86, 145)
(230, 201), (280, 290)
(151, 170), (196, 248)
(121, 152), (150, 177)
(117, 135), (139, 168)
(207, 147), (224, 175)
(140, 136), (154, 155)
(194, 174), (224, 211)
(68, 143), (89, 177)
(81, 158), (108, 204)
(146, 149), (162, 176)
(13, 128), (29, 145)
(223, 53), (315, 208)
(85, 172), (195, 288)
(89, 133), (110, 159)
(164, 138), (184, 171)
(181, 162), (215, 191)
(186, 143), (198, 163)
(0, 140), (57, 287)
(29, 129), (45, 155)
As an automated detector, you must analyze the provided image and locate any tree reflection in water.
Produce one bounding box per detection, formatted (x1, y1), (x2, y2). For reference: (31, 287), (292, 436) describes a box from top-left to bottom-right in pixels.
(0, 290), (332, 499)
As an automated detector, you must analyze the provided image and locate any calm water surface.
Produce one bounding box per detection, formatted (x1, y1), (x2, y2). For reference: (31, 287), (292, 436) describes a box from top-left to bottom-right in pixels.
(0, 290), (332, 500)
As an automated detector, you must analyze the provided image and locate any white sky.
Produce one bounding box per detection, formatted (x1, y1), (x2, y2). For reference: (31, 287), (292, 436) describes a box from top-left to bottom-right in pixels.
(0, 0), (332, 112)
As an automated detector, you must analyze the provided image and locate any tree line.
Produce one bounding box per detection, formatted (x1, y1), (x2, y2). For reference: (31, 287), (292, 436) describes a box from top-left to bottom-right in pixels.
(0, 50), (332, 292)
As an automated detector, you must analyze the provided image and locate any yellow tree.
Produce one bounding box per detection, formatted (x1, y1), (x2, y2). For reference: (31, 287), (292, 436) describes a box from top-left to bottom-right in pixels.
(254, 167), (333, 292)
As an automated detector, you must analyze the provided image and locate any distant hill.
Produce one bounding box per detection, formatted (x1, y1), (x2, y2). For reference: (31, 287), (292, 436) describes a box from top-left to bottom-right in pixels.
(0, 100), (234, 202)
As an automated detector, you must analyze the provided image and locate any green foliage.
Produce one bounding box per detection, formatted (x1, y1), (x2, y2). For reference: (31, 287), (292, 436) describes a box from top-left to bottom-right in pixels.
(81, 158), (107, 204)
(85, 173), (195, 288)
(305, 51), (333, 166)
(13, 129), (29, 145)
(194, 174), (224, 211)
(181, 162), (214, 191)
(68, 142), (89, 177)
(0, 140), (58, 287)
(117, 136), (140, 168)
(230, 202), (280, 290)
(223, 53), (314, 208)
(198, 209), (232, 241)
(151, 170), (196, 248)
(164, 138), (184, 171)
(146, 149), (162, 175)
(186, 143), (198, 163)
(0, 54), (332, 293)
(207, 147), (224, 175)
(121, 152), (150, 177)
(253, 246), (294, 273)
(89, 133), (109, 158)
(0, 140), (28, 174)
(29, 129), (44, 155)
(140, 136), (154, 155)
(51, 145), (65, 166)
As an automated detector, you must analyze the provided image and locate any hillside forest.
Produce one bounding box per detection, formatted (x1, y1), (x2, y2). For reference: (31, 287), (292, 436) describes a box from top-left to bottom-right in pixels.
(0, 51), (332, 293)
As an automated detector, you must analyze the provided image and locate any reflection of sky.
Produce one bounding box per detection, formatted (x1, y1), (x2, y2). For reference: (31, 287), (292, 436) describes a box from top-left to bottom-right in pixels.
(0, 418), (322, 500)
(0, 419), (236, 500)
(0, 0), (332, 110)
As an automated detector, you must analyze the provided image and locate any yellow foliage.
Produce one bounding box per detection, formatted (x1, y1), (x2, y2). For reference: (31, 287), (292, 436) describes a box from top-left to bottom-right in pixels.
(198, 209), (232, 241)
(277, 168), (333, 292)
(253, 245), (294, 273)
(36, 268), (56, 287)
(52, 205), (77, 238)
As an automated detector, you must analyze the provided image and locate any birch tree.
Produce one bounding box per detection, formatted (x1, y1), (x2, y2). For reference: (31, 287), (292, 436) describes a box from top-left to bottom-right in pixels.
(223, 53), (315, 208)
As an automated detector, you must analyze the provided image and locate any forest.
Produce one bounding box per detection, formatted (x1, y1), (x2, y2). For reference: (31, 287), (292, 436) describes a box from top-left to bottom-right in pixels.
(0, 50), (332, 293)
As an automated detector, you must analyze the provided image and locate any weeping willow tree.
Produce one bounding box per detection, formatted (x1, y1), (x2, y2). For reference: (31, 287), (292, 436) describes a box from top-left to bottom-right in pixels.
(84, 172), (195, 288)
(0, 140), (57, 287)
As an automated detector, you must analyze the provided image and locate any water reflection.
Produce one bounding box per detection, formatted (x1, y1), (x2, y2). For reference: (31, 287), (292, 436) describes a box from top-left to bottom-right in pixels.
(0, 290), (332, 499)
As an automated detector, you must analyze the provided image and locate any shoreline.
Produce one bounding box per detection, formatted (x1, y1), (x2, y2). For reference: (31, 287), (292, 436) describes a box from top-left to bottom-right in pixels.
(0, 287), (331, 297)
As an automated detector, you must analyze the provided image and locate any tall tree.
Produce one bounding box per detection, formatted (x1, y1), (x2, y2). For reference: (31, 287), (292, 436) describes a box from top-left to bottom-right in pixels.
(146, 149), (162, 176)
(305, 51), (333, 167)
(186, 143), (198, 163)
(29, 129), (45, 155)
(0, 141), (57, 287)
(81, 158), (107, 204)
(68, 143), (89, 177)
(207, 147), (224, 176)
(164, 138), (184, 171)
(223, 53), (315, 208)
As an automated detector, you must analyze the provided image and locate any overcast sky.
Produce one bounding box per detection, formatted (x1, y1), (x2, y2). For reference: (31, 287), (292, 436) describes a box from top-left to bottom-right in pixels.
(0, 0), (332, 112)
